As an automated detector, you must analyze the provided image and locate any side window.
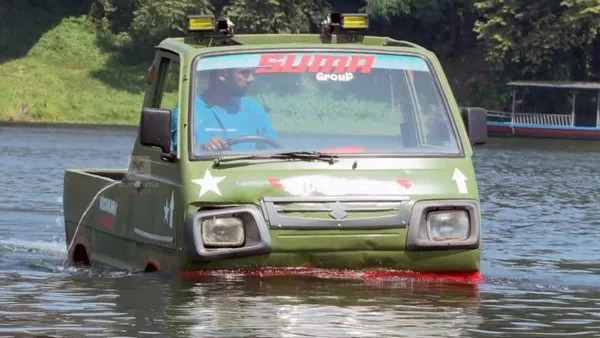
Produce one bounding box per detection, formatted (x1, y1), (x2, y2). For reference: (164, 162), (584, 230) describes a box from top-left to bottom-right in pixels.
(151, 55), (180, 112)
(149, 54), (180, 153)
(410, 70), (454, 147)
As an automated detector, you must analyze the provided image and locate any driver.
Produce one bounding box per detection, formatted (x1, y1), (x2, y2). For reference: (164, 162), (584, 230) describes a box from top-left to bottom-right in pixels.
(171, 67), (279, 152)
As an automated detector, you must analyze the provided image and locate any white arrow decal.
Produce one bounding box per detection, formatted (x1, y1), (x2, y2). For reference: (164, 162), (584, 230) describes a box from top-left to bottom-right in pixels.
(452, 168), (468, 194)
(163, 191), (174, 228)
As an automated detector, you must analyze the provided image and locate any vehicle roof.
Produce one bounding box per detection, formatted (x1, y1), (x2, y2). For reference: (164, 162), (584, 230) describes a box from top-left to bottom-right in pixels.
(508, 80), (600, 91)
(156, 33), (434, 59)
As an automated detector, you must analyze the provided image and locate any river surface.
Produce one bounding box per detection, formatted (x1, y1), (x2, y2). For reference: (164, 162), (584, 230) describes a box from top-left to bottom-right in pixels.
(0, 125), (599, 337)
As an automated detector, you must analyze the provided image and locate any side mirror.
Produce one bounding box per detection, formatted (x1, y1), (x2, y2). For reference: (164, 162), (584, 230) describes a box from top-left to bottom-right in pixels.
(140, 107), (173, 155)
(460, 107), (487, 145)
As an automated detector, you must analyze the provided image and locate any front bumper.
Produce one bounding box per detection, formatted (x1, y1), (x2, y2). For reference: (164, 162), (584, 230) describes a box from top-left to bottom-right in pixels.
(183, 197), (481, 269)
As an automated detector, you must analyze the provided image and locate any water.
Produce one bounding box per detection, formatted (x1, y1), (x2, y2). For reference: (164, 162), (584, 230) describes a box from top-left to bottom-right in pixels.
(1, 125), (599, 337)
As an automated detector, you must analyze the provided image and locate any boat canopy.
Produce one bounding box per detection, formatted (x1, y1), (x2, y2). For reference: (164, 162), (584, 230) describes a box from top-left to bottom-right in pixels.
(493, 80), (600, 128)
(507, 81), (600, 92)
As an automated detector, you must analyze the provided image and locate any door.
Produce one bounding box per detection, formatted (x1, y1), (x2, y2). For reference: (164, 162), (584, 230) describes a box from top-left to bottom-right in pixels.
(126, 50), (182, 251)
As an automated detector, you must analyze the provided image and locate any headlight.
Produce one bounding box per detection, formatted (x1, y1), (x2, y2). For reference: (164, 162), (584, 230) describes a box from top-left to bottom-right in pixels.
(185, 206), (272, 261)
(426, 210), (470, 241)
(406, 200), (480, 251)
(201, 217), (244, 247)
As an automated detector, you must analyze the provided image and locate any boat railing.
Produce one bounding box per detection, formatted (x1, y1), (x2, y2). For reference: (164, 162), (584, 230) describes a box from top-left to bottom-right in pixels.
(486, 110), (573, 126)
(486, 110), (512, 121)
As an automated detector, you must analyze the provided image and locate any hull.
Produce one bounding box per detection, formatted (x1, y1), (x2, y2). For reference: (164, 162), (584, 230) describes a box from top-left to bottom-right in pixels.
(180, 250), (481, 273)
(180, 267), (484, 285)
(487, 122), (600, 140)
(66, 218), (481, 272)
(63, 159), (483, 284)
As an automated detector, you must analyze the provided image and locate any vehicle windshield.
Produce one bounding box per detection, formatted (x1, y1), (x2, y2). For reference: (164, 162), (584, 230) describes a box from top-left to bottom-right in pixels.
(188, 50), (460, 157)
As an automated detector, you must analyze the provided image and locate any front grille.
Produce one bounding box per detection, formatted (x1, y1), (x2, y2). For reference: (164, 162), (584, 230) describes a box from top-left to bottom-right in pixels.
(261, 196), (411, 230)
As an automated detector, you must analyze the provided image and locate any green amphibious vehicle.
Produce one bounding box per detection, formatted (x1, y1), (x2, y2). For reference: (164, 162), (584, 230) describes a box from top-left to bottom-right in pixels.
(63, 12), (488, 279)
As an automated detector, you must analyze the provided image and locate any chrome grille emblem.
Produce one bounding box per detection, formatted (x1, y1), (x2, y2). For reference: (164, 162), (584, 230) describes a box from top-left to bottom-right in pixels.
(329, 201), (348, 220)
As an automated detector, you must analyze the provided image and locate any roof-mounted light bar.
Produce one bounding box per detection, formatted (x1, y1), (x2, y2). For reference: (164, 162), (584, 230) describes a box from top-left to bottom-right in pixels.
(321, 12), (369, 43)
(332, 13), (369, 30)
(186, 15), (235, 38)
(187, 15), (215, 31)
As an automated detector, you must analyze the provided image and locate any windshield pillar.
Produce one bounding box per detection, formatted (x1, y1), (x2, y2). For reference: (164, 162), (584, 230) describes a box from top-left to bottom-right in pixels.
(596, 91), (600, 128)
(571, 91), (577, 127)
(510, 89), (516, 124)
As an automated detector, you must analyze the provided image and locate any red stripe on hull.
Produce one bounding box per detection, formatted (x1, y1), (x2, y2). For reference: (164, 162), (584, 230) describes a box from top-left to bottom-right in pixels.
(181, 267), (484, 285)
(488, 125), (600, 140)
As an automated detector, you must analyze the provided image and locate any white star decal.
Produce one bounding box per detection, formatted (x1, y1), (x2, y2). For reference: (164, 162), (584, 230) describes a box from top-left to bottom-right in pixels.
(192, 169), (226, 197)
(163, 191), (174, 228)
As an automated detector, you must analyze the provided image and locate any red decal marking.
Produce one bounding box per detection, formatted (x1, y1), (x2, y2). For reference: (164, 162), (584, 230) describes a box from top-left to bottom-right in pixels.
(397, 179), (412, 189)
(268, 178), (282, 189)
(281, 55), (311, 73)
(256, 54), (376, 74)
(255, 54), (286, 73)
(102, 214), (113, 231)
(181, 268), (484, 285)
(346, 55), (375, 74)
(309, 55), (349, 74)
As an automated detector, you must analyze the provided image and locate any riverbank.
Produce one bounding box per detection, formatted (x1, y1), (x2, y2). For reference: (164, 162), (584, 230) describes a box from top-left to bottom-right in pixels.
(0, 120), (137, 130)
(0, 14), (147, 126)
(1, 7), (490, 128)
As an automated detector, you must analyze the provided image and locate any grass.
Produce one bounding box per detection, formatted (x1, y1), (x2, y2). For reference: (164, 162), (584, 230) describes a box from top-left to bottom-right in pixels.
(0, 16), (148, 125)
(0, 10), (487, 132)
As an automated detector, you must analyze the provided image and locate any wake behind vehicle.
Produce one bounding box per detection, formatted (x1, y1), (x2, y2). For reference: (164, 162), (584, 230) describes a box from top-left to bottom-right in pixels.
(63, 12), (488, 280)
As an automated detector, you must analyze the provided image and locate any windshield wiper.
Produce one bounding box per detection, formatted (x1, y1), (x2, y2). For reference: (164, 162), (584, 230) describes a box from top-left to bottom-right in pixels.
(212, 151), (338, 167)
(271, 151), (338, 164)
(212, 154), (262, 167)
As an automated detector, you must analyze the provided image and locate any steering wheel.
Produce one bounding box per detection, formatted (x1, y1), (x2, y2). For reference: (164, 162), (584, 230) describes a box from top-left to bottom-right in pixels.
(225, 135), (283, 149)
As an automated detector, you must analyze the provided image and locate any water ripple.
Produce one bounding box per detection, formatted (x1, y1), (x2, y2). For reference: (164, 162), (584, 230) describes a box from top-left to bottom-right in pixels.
(0, 129), (599, 336)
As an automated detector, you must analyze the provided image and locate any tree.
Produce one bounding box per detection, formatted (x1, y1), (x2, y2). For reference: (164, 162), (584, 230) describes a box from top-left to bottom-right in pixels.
(130, 0), (214, 43)
(473, 0), (600, 80)
(222, 0), (330, 34)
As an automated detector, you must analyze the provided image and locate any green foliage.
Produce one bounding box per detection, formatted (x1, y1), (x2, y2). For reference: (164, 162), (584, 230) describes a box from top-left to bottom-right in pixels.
(0, 1), (80, 62)
(561, 0), (600, 46)
(130, 0), (214, 43)
(365, 0), (412, 18)
(88, 0), (215, 63)
(254, 92), (401, 135)
(0, 15), (145, 124)
(222, 0), (330, 34)
(473, 0), (600, 79)
(1, 0), (600, 125)
(28, 16), (109, 68)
